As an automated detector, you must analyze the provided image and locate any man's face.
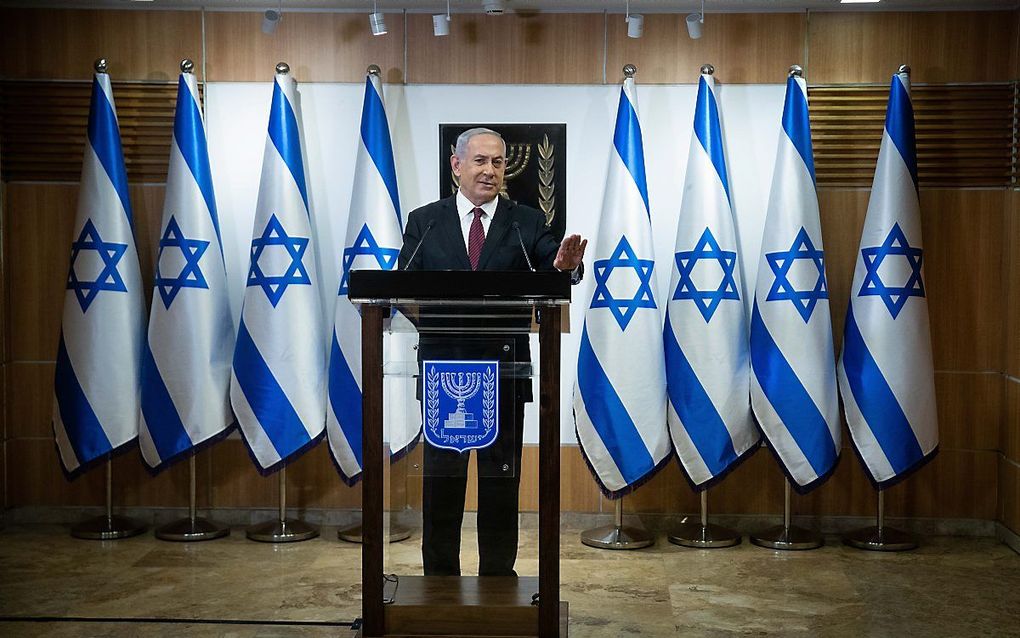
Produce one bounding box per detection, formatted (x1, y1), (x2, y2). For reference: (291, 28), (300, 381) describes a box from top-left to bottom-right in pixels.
(452, 134), (505, 206)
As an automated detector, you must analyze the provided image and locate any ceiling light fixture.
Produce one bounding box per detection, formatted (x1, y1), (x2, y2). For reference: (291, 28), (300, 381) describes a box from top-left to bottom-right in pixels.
(261, 6), (281, 34)
(434, 0), (451, 36)
(686, 0), (704, 40)
(484, 0), (505, 15)
(370, 0), (387, 36)
(625, 0), (643, 39)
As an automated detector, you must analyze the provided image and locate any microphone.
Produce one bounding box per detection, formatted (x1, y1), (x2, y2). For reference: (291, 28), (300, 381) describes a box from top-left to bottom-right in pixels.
(511, 221), (535, 272)
(402, 219), (435, 271)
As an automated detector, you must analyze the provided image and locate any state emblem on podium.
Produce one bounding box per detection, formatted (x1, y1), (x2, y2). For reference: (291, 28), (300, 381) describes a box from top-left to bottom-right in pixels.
(423, 360), (499, 452)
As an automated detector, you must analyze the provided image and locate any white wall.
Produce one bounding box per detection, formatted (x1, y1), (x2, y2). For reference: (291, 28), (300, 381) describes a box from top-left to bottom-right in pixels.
(206, 81), (786, 445)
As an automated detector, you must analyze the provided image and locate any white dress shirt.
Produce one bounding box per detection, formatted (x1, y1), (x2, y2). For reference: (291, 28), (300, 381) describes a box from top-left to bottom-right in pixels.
(456, 190), (498, 247)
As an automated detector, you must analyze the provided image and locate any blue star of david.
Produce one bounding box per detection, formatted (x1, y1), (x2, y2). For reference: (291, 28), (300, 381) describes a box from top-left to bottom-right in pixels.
(858, 222), (925, 319)
(247, 214), (311, 307)
(765, 227), (828, 323)
(154, 215), (210, 309)
(590, 236), (656, 331)
(66, 218), (129, 313)
(337, 224), (400, 296)
(673, 227), (740, 323)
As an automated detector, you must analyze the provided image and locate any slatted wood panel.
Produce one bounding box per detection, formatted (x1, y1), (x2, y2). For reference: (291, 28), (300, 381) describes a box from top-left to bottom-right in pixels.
(0, 80), (194, 183)
(810, 83), (1015, 187)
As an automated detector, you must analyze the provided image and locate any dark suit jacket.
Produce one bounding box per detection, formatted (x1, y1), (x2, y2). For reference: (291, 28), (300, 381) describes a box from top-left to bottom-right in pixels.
(398, 194), (576, 402)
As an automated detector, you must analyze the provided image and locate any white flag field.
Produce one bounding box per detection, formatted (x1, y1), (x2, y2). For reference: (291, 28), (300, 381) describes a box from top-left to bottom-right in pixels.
(53, 71), (145, 476)
(749, 71), (841, 492)
(139, 68), (235, 471)
(230, 70), (327, 473)
(837, 69), (939, 488)
(573, 74), (671, 497)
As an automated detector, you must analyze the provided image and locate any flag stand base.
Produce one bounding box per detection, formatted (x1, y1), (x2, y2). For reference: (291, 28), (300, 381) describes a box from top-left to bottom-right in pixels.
(246, 468), (319, 543)
(750, 525), (823, 550)
(246, 518), (319, 543)
(156, 517), (230, 542)
(72, 514), (147, 540)
(749, 480), (823, 550)
(580, 498), (654, 550)
(667, 491), (740, 548)
(338, 522), (412, 544)
(71, 460), (146, 540)
(843, 489), (916, 552)
(667, 520), (741, 549)
(843, 525), (916, 552)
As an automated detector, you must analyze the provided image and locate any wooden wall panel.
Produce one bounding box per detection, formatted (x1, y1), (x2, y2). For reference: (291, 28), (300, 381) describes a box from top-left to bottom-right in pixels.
(1006, 380), (1020, 464)
(207, 438), (278, 508)
(6, 438), (104, 507)
(922, 190), (1005, 372)
(606, 13), (806, 85)
(5, 184), (76, 363)
(406, 13), (603, 85)
(205, 12), (405, 83)
(1001, 458), (1020, 535)
(1008, 190), (1020, 379)
(935, 372), (1001, 452)
(0, 9), (202, 82)
(5, 363), (53, 439)
(285, 444), (360, 509)
(808, 11), (1017, 84)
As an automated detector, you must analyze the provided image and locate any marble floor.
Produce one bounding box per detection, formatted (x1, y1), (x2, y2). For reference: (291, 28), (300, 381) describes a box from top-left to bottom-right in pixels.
(1, 522), (1019, 637)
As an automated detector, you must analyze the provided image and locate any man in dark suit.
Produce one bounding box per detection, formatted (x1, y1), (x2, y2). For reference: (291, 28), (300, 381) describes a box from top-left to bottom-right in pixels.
(399, 128), (586, 577)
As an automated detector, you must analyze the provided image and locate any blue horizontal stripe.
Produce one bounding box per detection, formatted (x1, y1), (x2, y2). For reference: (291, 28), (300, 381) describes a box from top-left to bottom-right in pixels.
(233, 319), (311, 463)
(361, 78), (402, 228)
(749, 302), (836, 479)
(328, 334), (363, 477)
(693, 76), (731, 203)
(842, 306), (924, 476)
(87, 76), (133, 226)
(576, 324), (655, 485)
(781, 76), (816, 183)
(174, 75), (223, 249)
(54, 333), (112, 467)
(140, 340), (193, 465)
(663, 315), (737, 478)
(268, 79), (310, 212)
(612, 87), (650, 217)
(885, 75), (918, 189)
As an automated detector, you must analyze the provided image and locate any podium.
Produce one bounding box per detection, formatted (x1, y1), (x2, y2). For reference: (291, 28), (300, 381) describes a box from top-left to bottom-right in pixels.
(349, 270), (571, 638)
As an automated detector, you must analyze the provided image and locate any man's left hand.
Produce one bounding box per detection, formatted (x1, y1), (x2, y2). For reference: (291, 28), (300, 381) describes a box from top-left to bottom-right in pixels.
(554, 234), (588, 271)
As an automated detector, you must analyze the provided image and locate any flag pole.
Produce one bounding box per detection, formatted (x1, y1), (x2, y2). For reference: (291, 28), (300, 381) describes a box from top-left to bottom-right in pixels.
(246, 466), (319, 542)
(843, 487), (916, 551)
(155, 454), (230, 542)
(580, 497), (654, 550)
(750, 479), (822, 550)
(667, 489), (740, 548)
(71, 457), (146, 540)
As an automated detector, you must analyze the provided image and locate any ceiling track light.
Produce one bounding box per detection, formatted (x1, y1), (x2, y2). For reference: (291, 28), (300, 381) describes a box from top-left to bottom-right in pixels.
(686, 0), (704, 40)
(370, 0), (387, 36)
(484, 0), (505, 16)
(434, 0), (451, 36)
(261, 3), (281, 35)
(625, 0), (643, 39)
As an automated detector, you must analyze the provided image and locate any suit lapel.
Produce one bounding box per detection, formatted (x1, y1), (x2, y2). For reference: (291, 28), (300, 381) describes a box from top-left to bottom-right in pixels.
(478, 198), (513, 271)
(436, 195), (471, 270)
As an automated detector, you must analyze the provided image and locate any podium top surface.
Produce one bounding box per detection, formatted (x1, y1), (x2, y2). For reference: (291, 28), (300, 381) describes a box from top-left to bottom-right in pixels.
(348, 270), (571, 305)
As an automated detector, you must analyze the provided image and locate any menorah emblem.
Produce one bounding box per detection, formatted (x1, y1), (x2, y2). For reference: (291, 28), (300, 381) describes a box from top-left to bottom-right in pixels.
(440, 371), (482, 430)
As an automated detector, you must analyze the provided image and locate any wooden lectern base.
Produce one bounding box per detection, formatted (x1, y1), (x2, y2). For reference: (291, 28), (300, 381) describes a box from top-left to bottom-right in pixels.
(354, 576), (568, 638)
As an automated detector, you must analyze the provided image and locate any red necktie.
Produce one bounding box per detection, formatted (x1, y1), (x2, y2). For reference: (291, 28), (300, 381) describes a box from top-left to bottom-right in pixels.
(468, 207), (485, 270)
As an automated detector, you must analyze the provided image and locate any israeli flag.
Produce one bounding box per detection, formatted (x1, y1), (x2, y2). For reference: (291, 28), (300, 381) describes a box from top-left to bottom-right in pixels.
(573, 74), (670, 497)
(837, 69), (938, 487)
(327, 71), (406, 484)
(664, 70), (758, 490)
(230, 70), (326, 472)
(52, 70), (145, 476)
(750, 71), (840, 492)
(138, 69), (234, 471)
